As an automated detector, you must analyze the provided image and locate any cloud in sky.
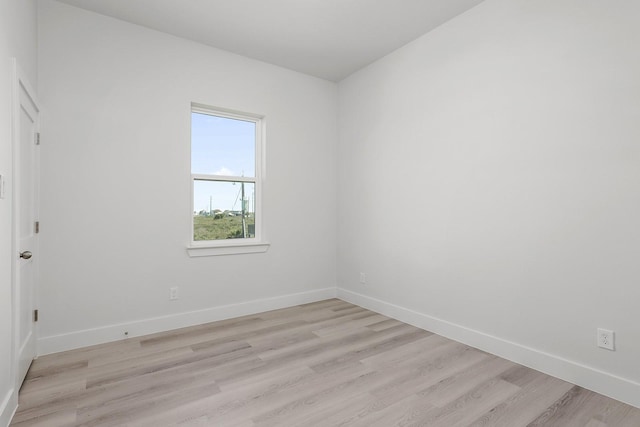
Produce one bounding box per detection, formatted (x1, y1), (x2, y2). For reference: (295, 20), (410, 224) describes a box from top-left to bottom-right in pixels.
(214, 167), (234, 176)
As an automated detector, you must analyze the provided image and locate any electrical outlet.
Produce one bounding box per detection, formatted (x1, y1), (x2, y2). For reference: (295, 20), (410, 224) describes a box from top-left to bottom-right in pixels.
(597, 328), (614, 351)
(169, 286), (179, 300)
(359, 272), (366, 284)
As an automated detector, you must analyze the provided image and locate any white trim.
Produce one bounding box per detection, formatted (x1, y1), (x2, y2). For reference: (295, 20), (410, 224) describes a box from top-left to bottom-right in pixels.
(187, 241), (270, 257)
(38, 287), (336, 355)
(191, 103), (263, 121)
(0, 387), (17, 427)
(192, 174), (255, 183)
(337, 288), (640, 410)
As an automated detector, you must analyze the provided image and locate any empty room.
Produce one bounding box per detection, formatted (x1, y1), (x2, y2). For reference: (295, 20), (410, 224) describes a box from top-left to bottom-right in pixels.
(1, 0), (640, 425)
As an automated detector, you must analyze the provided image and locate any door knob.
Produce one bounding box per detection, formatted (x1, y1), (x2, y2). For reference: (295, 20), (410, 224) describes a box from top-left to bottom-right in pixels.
(20, 251), (32, 260)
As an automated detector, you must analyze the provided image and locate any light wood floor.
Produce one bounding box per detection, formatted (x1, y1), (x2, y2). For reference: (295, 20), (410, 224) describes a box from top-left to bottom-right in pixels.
(11, 299), (640, 426)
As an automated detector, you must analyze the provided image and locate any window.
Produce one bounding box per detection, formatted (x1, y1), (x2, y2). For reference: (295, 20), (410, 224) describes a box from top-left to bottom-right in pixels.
(188, 104), (268, 256)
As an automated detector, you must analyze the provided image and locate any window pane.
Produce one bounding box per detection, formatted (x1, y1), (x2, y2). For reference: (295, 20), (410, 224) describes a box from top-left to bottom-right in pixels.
(191, 112), (255, 177)
(193, 180), (256, 241)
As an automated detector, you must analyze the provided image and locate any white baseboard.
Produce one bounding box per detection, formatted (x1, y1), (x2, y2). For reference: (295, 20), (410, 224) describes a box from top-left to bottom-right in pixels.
(337, 288), (640, 409)
(0, 387), (17, 427)
(38, 287), (337, 356)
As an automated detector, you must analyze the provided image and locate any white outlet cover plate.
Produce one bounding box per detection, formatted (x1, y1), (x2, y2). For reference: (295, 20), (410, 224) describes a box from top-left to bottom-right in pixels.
(597, 328), (615, 351)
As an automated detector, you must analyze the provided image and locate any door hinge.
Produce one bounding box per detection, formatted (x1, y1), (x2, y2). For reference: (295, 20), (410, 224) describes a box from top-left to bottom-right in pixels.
(35, 132), (40, 145)
(34, 309), (39, 322)
(35, 221), (40, 234)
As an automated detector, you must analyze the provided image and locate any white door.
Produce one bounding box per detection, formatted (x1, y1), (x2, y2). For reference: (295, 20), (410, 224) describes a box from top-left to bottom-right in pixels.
(13, 62), (39, 387)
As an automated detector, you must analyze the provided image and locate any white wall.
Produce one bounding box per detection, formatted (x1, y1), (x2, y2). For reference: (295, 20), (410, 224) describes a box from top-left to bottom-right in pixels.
(338, 0), (640, 408)
(0, 0), (38, 424)
(37, 0), (337, 353)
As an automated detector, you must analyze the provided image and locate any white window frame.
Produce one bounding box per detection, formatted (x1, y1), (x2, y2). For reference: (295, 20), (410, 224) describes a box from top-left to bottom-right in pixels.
(187, 103), (269, 257)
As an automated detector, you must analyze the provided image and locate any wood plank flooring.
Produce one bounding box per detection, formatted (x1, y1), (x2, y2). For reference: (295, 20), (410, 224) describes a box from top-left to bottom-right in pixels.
(11, 299), (640, 426)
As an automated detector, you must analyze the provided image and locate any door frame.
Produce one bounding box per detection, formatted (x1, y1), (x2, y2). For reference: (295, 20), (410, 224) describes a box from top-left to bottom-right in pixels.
(10, 58), (40, 390)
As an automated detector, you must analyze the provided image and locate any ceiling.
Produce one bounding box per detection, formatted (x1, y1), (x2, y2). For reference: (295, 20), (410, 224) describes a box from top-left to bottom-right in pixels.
(55, 0), (484, 81)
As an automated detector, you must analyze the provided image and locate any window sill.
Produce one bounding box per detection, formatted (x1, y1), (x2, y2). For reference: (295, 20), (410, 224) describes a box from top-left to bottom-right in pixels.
(187, 241), (270, 257)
